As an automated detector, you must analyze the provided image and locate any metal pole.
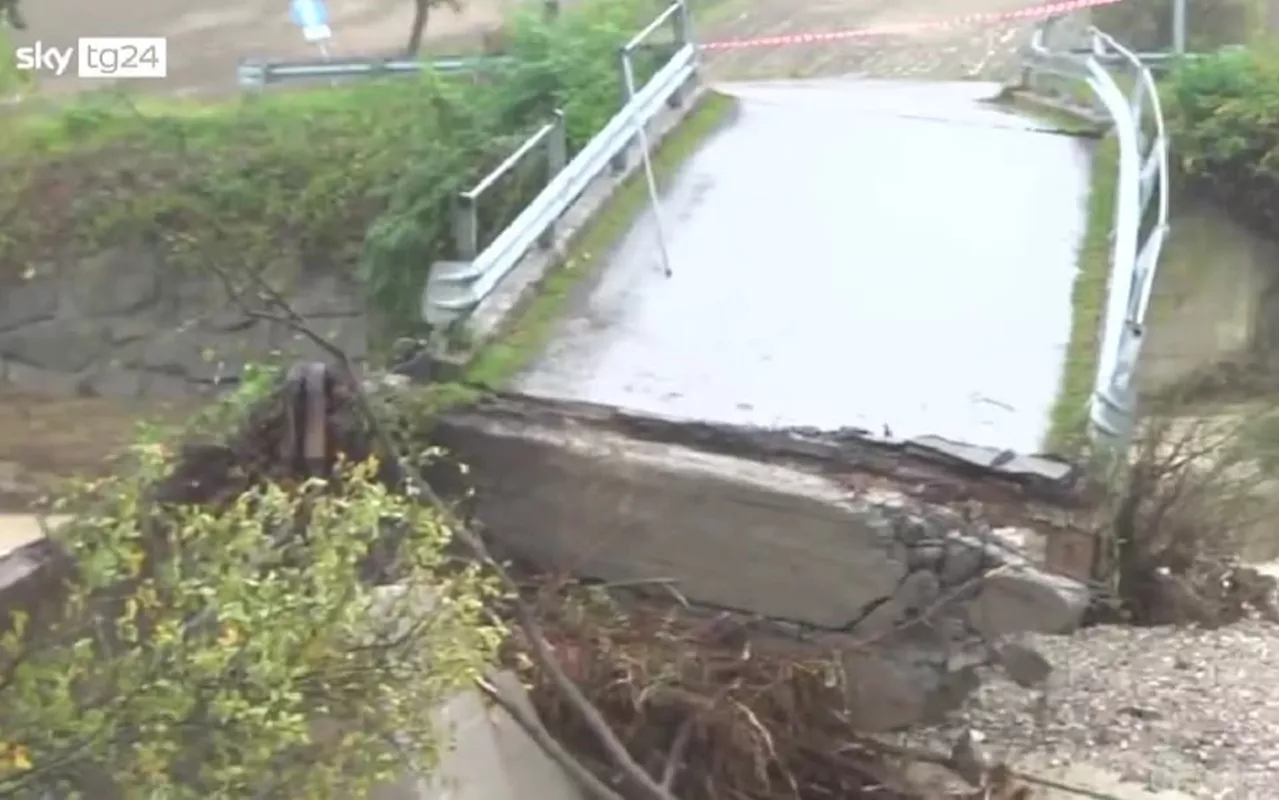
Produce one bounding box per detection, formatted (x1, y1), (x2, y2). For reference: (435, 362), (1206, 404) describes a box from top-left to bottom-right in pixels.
(620, 49), (674, 278)
(1170, 0), (1187, 54)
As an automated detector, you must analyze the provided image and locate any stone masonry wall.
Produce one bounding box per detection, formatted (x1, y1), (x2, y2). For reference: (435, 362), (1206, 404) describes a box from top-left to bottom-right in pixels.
(0, 244), (367, 400)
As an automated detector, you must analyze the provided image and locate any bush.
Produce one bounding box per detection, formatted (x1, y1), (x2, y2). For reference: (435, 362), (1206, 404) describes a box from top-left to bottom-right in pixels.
(1161, 42), (1279, 239)
(0, 0), (667, 343)
(1093, 407), (1278, 627)
(0, 374), (504, 796)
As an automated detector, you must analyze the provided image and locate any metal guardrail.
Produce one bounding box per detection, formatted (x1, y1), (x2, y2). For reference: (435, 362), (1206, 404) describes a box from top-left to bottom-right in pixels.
(236, 55), (511, 89)
(237, 0), (561, 88)
(1024, 17), (1171, 455)
(422, 0), (697, 326)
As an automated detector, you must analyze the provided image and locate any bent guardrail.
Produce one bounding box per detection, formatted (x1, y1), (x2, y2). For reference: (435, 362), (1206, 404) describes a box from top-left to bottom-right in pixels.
(1024, 18), (1171, 455)
(422, 0), (696, 326)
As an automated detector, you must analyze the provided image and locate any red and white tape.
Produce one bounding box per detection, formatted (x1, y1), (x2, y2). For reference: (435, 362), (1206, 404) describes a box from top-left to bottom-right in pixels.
(699, 0), (1123, 51)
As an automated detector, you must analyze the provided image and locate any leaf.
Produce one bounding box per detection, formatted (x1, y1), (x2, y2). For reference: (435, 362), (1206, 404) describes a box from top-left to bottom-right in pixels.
(218, 622), (241, 648)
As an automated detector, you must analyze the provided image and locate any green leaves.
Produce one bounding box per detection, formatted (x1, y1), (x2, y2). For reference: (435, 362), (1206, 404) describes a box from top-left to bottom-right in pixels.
(0, 453), (504, 797)
(1161, 42), (1279, 239)
(2, 0), (664, 349)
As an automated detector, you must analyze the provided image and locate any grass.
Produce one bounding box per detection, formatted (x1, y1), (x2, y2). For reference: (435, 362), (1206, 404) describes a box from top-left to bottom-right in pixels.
(983, 87), (1106, 136)
(1, 85), (365, 156)
(464, 90), (738, 388)
(1045, 136), (1120, 455)
(986, 90), (1116, 456)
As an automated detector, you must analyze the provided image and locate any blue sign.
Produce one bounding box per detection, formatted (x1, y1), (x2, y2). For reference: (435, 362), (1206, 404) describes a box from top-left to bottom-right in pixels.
(290, 0), (328, 27)
(290, 0), (332, 42)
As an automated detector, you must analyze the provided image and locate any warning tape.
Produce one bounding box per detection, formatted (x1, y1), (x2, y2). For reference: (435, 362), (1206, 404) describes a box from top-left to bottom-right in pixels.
(699, 0), (1124, 51)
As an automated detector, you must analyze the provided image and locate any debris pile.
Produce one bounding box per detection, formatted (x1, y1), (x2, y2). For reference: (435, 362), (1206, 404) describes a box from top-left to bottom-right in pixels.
(516, 579), (1039, 798)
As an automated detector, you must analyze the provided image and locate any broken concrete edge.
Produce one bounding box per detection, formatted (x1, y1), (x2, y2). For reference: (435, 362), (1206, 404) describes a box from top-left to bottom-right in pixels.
(428, 399), (1092, 731)
(422, 80), (737, 386)
(989, 85), (1111, 133)
(451, 391), (1094, 514)
(430, 390), (1104, 581)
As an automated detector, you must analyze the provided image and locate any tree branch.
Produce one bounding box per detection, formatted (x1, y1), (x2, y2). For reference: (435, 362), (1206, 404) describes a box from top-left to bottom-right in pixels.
(214, 267), (677, 800)
(476, 677), (626, 800)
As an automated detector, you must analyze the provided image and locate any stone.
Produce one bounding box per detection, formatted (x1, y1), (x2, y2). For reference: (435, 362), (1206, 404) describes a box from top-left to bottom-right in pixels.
(0, 274), (59, 331)
(939, 535), (990, 586)
(969, 565), (1089, 636)
(292, 273), (362, 318)
(907, 542), (946, 570)
(201, 309), (256, 333)
(851, 569), (942, 637)
(1, 361), (89, 395)
(66, 246), (163, 317)
(842, 648), (941, 731)
(840, 631), (971, 731)
(140, 371), (200, 400)
(81, 367), (147, 400)
(948, 728), (991, 786)
(0, 320), (110, 373)
(992, 640), (1054, 688)
(275, 315), (368, 360)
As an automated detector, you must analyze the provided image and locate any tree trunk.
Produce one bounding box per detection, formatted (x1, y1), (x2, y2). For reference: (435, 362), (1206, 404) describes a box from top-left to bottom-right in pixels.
(1249, 250), (1279, 372)
(406, 0), (430, 57)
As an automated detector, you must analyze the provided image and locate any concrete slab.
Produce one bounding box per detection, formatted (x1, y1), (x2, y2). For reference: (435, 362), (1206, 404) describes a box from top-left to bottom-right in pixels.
(515, 78), (1093, 453)
(371, 672), (584, 800)
(0, 513), (65, 557)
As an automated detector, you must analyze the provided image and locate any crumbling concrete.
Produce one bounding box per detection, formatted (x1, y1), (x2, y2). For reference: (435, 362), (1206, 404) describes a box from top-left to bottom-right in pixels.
(433, 393), (1093, 731)
(0, 389), (1096, 740)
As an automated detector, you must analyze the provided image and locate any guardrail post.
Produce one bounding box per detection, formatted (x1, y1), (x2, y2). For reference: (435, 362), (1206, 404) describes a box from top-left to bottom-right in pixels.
(1171, 0), (1187, 54)
(666, 1), (693, 108)
(609, 50), (633, 174)
(538, 111), (568, 249)
(453, 195), (479, 260)
(237, 60), (266, 91)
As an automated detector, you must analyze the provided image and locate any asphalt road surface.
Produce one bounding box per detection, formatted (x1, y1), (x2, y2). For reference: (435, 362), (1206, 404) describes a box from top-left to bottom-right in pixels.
(514, 79), (1093, 453)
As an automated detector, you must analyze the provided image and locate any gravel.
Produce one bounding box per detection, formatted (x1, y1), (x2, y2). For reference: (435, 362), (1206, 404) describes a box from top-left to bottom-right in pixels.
(898, 621), (1280, 799)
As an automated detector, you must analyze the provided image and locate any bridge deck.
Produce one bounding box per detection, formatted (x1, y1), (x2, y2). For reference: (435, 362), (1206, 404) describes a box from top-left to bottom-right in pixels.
(514, 80), (1093, 453)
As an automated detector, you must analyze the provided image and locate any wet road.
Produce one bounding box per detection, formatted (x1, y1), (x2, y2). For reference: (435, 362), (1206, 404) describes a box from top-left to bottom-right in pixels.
(514, 79), (1094, 453)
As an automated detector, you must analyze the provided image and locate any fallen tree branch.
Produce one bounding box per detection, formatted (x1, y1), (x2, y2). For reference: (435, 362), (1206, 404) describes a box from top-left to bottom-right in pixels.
(218, 268), (678, 800)
(476, 676), (625, 800)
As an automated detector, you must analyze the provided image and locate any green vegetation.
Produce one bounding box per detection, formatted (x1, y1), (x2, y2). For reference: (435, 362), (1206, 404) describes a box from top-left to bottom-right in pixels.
(1045, 138), (1119, 455)
(0, 0), (666, 345)
(465, 91), (737, 388)
(0, 26), (30, 97)
(0, 381), (503, 796)
(1160, 42), (1278, 240)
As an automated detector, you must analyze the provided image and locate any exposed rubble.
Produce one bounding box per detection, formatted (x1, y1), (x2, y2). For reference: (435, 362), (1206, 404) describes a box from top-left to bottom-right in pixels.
(431, 391), (1093, 731)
